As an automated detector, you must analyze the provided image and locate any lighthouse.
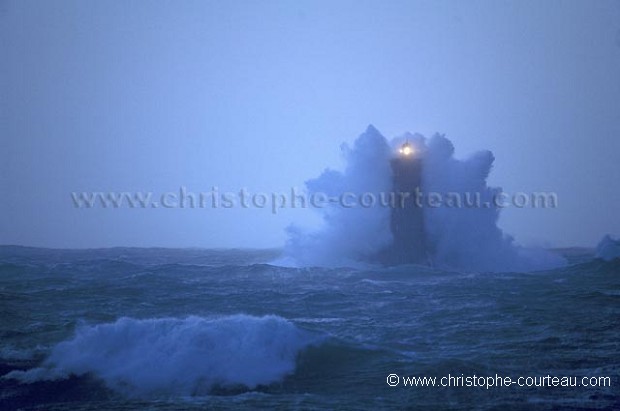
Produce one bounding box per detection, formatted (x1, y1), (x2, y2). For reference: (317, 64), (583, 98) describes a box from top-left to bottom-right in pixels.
(385, 140), (428, 264)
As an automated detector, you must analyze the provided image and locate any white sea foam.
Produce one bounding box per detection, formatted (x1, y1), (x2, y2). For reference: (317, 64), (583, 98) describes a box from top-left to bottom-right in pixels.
(4, 314), (321, 397)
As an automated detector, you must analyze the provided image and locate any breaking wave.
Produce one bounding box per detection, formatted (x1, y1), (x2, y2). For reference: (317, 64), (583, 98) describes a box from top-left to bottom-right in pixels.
(284, 125), (566, 272)
(4, 314), (322, 397)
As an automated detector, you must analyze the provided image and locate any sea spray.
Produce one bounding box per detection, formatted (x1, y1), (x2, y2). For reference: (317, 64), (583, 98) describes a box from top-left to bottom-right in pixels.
(285, 125), (393, 267)
(284, 126), (566, 272)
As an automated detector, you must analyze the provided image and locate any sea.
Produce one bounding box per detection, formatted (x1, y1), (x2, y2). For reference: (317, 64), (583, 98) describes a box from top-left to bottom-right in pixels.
(1, 246), (618, 410)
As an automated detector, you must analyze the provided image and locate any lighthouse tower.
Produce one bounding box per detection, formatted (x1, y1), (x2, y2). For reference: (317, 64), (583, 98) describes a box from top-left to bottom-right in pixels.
(386, 141), (428, 264)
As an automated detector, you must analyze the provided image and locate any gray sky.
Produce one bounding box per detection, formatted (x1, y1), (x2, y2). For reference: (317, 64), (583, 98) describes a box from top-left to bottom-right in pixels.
(2, 0), (619, 249)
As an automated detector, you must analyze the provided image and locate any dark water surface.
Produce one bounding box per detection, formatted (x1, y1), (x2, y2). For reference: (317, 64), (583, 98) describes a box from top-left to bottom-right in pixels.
(1, 246), (618, 410)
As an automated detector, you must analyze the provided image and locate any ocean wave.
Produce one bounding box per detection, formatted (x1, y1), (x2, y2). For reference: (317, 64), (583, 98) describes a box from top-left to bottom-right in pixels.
(4, 314), (324, 397)
(596, 235), (620, 261)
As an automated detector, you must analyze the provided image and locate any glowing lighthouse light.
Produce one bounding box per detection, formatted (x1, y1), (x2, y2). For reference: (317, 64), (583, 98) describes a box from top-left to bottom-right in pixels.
(399, 141), (414, 156)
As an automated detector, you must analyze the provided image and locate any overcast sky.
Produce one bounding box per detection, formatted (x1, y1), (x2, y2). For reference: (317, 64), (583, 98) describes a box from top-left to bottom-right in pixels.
(2, 0), (619, 249)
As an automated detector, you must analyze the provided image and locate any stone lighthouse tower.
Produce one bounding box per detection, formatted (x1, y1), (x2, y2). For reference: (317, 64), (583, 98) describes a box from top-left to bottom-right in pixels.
(386, 141), (428, 264)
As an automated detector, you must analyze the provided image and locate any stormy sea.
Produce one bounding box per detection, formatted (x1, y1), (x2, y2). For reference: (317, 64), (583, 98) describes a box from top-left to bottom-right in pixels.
(1, 245), (618, 410)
